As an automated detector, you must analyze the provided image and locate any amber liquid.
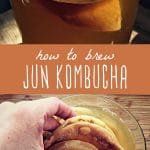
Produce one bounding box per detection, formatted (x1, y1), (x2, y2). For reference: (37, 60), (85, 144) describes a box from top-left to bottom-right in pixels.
(73, 106), (135, 150)
(12, 0), (139, 43)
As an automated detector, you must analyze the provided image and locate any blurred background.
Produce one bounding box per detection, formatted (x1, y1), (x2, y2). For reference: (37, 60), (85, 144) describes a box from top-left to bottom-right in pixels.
(0, 0), (150, 44)
(0, 0), (11, 14)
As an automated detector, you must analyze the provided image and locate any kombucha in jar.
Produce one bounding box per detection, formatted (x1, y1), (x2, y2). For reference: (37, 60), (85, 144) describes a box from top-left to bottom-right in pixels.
(11, 0), (139, 43)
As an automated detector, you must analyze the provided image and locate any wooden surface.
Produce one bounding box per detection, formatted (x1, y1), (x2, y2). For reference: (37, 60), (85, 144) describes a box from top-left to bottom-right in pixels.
(0, 94), (149, 149)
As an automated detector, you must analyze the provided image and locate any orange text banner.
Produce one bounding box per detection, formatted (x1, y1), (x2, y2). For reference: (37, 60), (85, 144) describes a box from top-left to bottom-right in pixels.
(0, 45), (149, 94)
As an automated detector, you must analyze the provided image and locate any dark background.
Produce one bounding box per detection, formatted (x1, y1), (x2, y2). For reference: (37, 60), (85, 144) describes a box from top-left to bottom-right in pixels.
(0, 0), (11, 14)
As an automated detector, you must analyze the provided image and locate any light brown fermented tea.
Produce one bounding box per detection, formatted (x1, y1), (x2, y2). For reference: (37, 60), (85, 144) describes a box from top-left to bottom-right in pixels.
(11, 0), (139, 43)
(73, 106), (135, 150)
(44, 106), (135, 150)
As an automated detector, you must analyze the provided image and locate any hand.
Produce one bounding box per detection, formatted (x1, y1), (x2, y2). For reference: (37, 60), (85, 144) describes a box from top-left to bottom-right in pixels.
(0, 97), (75, 150)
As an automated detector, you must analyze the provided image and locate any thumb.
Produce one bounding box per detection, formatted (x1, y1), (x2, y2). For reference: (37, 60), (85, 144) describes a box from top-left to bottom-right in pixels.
(24, 97), (76, 131)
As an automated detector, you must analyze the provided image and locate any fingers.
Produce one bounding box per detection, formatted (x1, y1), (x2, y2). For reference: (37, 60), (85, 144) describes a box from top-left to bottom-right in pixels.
(43, 117), (60, 131)
(34, 97), (76, 120)
(47, 97), (76, 119)
(0, 97), (76, 122)
(0, 97), (75, 149)
(31, 97), (76, 131)
(55, 100), (76, 119)
(13, 97), (76, 132)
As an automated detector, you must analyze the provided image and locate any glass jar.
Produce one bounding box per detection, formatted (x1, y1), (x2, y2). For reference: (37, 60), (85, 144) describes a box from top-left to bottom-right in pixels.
(12, 0), (139, 43)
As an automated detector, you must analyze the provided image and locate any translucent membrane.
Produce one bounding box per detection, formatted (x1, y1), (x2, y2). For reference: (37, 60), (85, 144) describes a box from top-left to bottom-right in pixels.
(62, 95), (146, 150)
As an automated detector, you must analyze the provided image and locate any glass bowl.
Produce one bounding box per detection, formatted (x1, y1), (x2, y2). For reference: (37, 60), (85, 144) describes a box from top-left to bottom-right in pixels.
(62, 95), (146, 150)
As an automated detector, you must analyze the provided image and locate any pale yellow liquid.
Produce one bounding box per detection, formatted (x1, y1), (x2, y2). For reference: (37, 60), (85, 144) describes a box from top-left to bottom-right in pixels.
(73, 106), (135, 150)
